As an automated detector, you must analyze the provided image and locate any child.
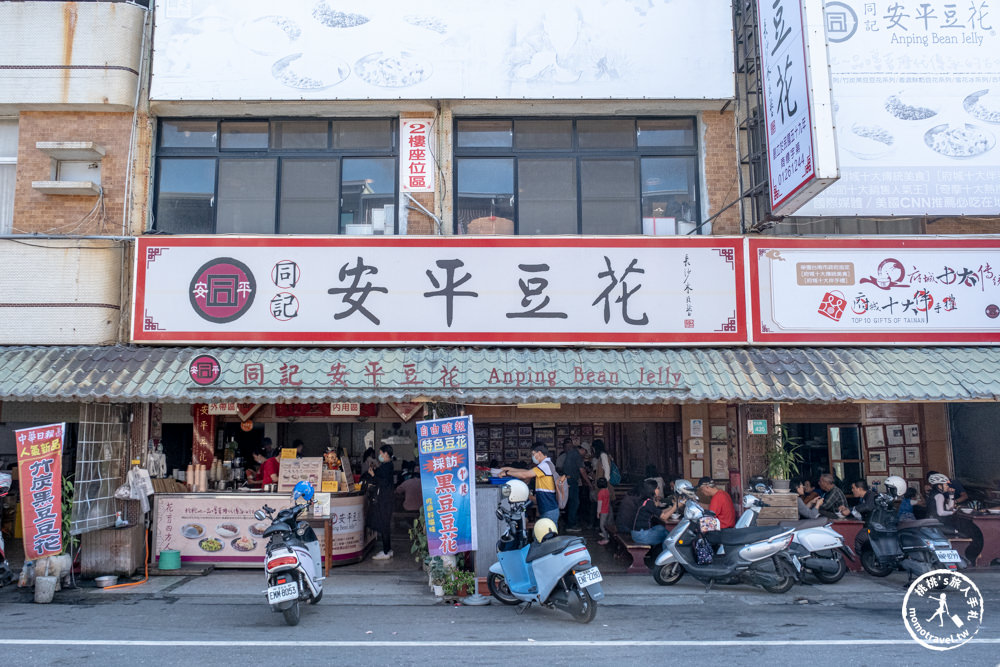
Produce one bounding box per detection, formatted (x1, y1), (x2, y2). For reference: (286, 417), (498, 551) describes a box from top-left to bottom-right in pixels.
(596, 477), (611, 545)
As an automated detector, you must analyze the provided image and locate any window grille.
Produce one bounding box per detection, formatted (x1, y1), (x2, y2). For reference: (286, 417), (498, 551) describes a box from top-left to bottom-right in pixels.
(70, 404), (129, 535)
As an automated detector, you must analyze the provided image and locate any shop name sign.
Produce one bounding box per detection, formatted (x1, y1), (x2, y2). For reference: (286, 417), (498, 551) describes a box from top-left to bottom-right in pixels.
(756, 0), (839, 215)
(133, 237), (745, 346)
(750, 238), (1000, 343)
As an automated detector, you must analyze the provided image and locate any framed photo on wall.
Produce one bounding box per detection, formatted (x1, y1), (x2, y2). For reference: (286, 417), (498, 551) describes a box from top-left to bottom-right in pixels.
(905, 466), (923, 479)
(868, 450), (887, 473)
(889, 466), (905, 478)
(904, 424), (920, 444)
(518, 425), (533, 437)
(688, 438), (704, 455)
(904, 447), (921, 465)
(593, 424), (604, 436)
(886, 425), (905, 446)
(710, 443), (728, 478)
(710, 425), (728, 441)
(888, 447), (905, 465)
(690, 459), (704, 479)
(864, 425), (885, 449)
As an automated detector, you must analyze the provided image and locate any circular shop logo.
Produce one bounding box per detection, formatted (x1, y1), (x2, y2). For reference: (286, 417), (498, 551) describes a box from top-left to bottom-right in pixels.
(902, 570), (984, 651)
(189, 354), (222, 386)
(824, 1), (858, 43)
(189, 257), (256, 324)
(986, 304), (1000, 319)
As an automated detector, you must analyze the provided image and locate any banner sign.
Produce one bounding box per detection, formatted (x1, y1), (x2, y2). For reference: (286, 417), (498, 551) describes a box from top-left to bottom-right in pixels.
(133, 237), (746, 346)
(795, 0), (1000, 216)
(416, 415), (477, 555)
(750, 238), (1000, 343)
(400, 119), (435, 193)
(16, 423), (64, 560)
(192, 404), (216, 466)
(756, 0), (839, 214)
(150, 0), (733, 101)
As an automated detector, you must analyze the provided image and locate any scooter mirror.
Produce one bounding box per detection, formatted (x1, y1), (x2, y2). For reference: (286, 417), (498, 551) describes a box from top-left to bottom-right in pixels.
(254, 509), (267, 521)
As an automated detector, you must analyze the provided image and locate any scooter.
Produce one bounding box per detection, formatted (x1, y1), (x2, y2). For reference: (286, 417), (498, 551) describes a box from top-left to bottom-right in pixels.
(736, 493), (854, 584)
(0, 472), (13, 587)
(256, 481), (324, 626)
(652, 495), (799, 593)
(487, 479), (604, 623)
(859, 490), (964, 579)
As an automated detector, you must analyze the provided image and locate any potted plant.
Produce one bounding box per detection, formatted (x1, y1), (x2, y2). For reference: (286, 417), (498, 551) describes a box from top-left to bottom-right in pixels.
(427, 557), (446, 597)
(442, 568), (476, 601)
(408, 514), (429, 567)
(764, 425), (802, 493)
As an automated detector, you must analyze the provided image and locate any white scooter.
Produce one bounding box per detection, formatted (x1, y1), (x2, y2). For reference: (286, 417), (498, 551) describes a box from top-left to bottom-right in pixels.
(256, 481), (324, 626)
(736, 493), (854, 583)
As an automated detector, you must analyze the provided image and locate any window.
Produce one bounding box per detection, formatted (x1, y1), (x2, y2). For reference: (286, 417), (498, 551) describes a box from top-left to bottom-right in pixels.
(762, 217), (925, 235)
(153, 119), (397, 235)
(455, 117), (699, 235)
(0, 119), (17, 234)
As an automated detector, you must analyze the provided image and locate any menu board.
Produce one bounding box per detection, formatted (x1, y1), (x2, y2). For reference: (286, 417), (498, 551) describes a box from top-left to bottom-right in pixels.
(278, 457), (323, 494)
(154, 493), (271, 564)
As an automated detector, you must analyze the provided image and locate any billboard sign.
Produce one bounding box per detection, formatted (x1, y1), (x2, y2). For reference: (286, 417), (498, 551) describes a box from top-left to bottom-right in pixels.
(416, 415), (477, 556)
(750, 237), (1000, 343)
(795, 0), (1000, 217)
(132, 236), (746, 346)
(757, 0), (840, 215)
(150, 0), (734, 101)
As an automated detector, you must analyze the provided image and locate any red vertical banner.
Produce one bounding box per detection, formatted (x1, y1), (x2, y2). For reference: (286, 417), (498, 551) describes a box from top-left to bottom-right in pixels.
(192, 404), (216, 466)
(15, 423), (65, 560)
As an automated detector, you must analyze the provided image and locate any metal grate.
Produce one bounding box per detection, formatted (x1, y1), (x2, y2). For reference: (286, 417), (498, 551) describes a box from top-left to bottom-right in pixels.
(739, 403), (775, 480)
(733, 0), (772, 233)
(70, 404), (129, 535)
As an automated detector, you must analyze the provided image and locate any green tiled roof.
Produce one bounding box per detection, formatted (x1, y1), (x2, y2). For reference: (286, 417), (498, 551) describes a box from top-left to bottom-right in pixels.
(0, 345), (997, 404)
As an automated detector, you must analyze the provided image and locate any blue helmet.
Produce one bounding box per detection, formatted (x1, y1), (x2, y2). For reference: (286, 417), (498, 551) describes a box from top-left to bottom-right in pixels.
(292, 480), (314, 502)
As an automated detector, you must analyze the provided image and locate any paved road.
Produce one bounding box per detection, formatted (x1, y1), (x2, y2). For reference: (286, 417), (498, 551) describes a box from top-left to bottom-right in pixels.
(1, 570), (998, 666)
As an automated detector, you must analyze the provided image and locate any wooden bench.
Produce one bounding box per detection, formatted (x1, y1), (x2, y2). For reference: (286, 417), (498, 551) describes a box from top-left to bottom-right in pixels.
(613, 533), (651, 574)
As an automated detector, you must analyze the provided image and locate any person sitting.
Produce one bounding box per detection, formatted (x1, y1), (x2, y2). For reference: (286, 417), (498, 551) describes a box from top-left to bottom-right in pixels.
(800, 478), (820, 504)
(616, 482), (644, 536)
(817, 473), (848, 520)
(395, 470), (422, 512)
(839, 479), (876, 521)
(697, 476), (735, 529)
(630, 479), (674, 547)
(927, 472), (983, 565)
(898, 487), (919, 521)
(794, 479), (822, 519)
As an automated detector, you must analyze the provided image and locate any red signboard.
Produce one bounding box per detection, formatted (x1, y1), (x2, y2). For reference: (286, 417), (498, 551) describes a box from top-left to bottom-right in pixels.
(193, 404), (216, 466)
(15, 423), (64, 560)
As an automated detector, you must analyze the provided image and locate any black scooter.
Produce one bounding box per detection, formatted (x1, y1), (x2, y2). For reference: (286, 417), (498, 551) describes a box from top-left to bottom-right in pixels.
(859, 490), (965, 578)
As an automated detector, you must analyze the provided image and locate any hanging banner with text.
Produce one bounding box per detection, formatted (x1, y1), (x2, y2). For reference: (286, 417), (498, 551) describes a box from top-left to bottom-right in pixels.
(750, 237), (1000, 343)
(133, 237), (745, 346)
(15, 423), (64, 560)
(416, 415), (477, 556)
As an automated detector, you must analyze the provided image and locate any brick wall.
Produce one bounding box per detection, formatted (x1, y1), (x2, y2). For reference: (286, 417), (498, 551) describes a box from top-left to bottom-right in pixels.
(926, 218), (1000, 234)
(13, 111), (133, 235)
(701, 110), (741, 236)
(405, 191), (437, 235)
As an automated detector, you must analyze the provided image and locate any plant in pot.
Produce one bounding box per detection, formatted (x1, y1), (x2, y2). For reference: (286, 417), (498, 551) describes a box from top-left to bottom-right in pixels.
(427, 557), (446, 597)
(442, 568), (476, 601)
(764, 426), (802, 493)
(409, 514), (429, 567)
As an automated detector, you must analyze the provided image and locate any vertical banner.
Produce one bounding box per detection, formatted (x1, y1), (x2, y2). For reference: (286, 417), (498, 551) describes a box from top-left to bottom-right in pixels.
(416, 415), (477, 556)
(400, 118), (435, 193)
(15, 423), (65, 560)
(192, 404), (216, 466)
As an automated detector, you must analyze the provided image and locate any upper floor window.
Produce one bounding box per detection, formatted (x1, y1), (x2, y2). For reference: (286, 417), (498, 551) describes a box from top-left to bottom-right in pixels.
(761, 217), (925, 235)
(152, 119), (397, 235)
(454, 117), (699, 236)
(0, 119), (17, 234)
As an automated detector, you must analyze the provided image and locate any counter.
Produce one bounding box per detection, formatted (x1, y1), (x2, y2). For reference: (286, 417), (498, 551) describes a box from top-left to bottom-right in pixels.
(153, 492), (372, 569)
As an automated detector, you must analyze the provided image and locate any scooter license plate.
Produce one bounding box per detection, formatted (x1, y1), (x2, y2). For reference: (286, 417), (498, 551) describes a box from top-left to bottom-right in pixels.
(935, 549), (961, 563)
(574, 567), (603, 588)
(267, 582), (299, 604)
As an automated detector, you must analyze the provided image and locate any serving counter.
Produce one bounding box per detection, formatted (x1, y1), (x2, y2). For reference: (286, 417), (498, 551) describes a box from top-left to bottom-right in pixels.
(153, 491), (373, 570)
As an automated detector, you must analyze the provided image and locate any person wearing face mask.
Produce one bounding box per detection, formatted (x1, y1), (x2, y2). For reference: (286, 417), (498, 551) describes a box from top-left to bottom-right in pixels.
(369, 444), (396, 560)
(501, 443), (560, 523)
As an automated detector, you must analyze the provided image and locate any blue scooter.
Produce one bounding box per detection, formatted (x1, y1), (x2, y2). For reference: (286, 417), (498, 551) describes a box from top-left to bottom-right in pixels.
(487, 480), (604, 623)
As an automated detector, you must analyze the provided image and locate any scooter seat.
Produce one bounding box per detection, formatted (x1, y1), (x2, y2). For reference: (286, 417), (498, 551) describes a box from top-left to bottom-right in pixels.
(777, 518), (829, 529)
(705, 526), (789, 546)
(526, 535), (584, 562)
(898, 519), (944, 530)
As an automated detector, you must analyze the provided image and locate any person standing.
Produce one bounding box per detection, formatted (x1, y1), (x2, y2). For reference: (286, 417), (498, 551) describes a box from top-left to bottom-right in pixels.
(561, 438), (586, 531)
(501, 443), (560, 523)
(248, 447), (279, 488)
(596, 477), (612, 545)
(697, 477), (735, 529)
(370, 445), (396, 560)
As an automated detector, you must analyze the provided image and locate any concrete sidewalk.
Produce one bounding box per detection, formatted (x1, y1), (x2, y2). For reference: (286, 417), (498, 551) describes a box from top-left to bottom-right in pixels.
(5, 567), (998, 607)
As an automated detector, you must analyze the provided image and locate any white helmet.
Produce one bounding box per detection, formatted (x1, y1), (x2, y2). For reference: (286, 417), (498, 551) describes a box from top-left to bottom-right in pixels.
(502, 478), (530, 503)
(673, 479), (697, 498)
(928, 473), (950, 487)
(533, 518), (558, 543)
(683, 500), (705, 521)
(884, 476), (906, 497)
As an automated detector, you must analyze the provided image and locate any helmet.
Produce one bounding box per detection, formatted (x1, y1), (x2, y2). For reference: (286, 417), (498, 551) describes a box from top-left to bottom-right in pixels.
(928, 473), (950, 487)
(742, 494), (761, 509)
(673, 479), (696, 498)
(884, 475), (907, 497)
(502, 479), (530, 503)
(533, 518), (558, 543)
(683, 500), (705, 521)
(292, 480), (314, 503)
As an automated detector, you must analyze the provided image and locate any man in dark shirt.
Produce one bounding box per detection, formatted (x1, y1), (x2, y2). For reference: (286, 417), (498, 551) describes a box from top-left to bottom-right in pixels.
(817, 473), (848, 520)
(561, 439), (586, 532)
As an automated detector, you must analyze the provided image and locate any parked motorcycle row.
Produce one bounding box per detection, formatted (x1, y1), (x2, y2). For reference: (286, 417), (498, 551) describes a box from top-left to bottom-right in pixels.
(253, 477), (965, 626)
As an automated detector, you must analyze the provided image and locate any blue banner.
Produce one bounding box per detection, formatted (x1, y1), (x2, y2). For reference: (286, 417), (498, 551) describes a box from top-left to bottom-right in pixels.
(416, 415), (477, 556)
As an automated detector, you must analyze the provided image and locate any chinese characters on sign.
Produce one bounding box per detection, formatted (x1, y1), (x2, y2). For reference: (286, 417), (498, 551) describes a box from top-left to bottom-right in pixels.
(15, 423), (64, 560)
(134, 237), (745, 345)
(192, 404), (216, 466)
(400, 119), (435, 193)
(417, 415), (478, 556)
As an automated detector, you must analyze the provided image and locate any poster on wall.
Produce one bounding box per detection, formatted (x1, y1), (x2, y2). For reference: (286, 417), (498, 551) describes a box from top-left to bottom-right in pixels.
(150, 0), (734, 101)
(710, 443), (728, 479)
(416, 415), (477, 556)
(796, 0), (1000, 216)
(277, 457), (324, 494)
(864, 425), (885, 448)
(750, 238), (1000, 344)
(887, 425), (905, 446)
(15, 423), (64, 561)
(904, 424), (921, 444)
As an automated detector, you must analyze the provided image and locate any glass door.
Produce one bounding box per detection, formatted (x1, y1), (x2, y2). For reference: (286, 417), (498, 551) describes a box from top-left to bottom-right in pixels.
(828, 425), (863, 483)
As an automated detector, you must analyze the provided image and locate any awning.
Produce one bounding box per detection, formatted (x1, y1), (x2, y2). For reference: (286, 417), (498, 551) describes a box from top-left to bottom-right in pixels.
(0, 345), (998, 405)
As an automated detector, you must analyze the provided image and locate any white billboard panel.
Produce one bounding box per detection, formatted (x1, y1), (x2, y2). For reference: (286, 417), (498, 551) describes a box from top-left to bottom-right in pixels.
(150, 0), (734, 101)
(795, 0), (1000, 217)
